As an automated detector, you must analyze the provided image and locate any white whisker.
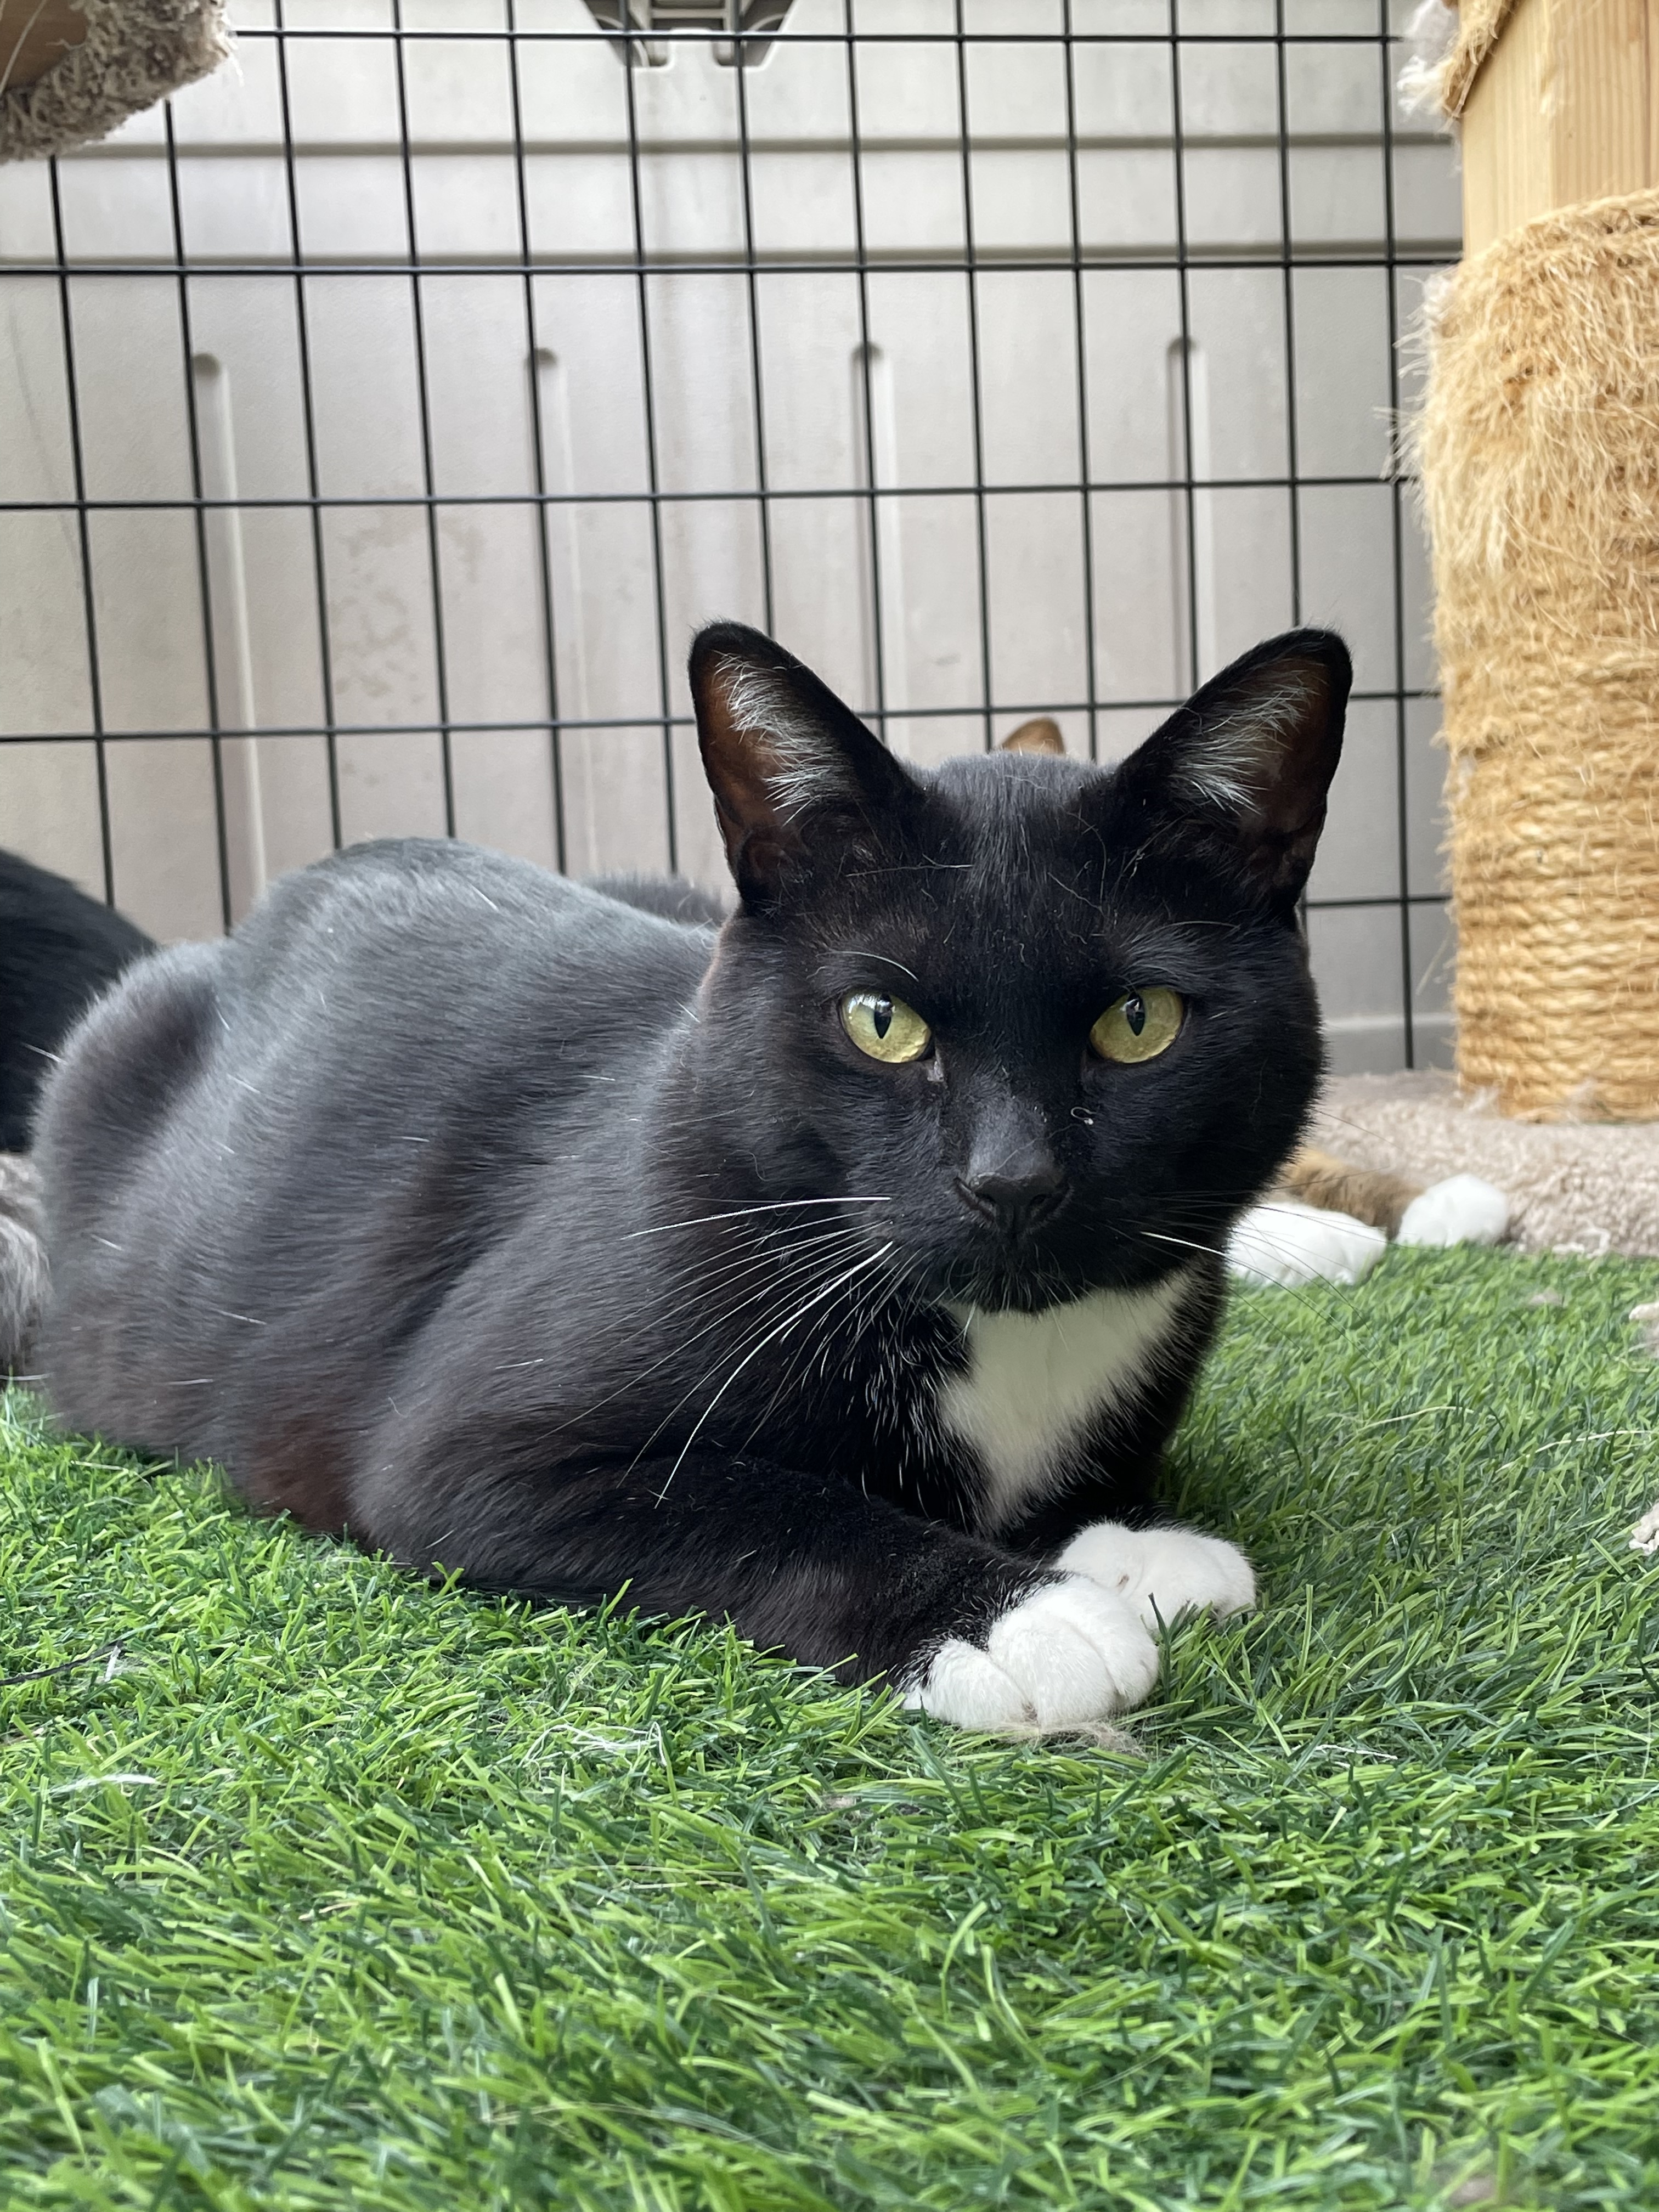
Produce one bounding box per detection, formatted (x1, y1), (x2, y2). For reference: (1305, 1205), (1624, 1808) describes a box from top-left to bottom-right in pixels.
(625, 1196), (893, 1239)
(612, 1230), (884, 1454)
(652, 1244), (896, 1503)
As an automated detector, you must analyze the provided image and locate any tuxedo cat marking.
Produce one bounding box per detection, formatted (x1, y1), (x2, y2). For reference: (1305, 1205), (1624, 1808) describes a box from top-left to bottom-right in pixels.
(37, 622), (1348, 1731)
(939, 1272), (1201, 1532)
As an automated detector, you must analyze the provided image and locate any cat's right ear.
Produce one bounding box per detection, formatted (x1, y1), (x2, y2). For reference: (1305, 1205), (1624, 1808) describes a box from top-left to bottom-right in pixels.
(689, 622), (917, 904)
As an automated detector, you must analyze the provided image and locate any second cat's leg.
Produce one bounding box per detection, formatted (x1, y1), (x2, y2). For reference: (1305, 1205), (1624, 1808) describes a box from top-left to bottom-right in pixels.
(353, 1448), (1163, 1731)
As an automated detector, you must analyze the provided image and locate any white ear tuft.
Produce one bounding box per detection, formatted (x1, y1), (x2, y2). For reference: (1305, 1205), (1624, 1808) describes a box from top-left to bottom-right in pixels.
(1173, 666), (1325, 816)
(714, 656), (861, 821)
(688, 620), (917, 904)
(1116, 629), (1351, 911)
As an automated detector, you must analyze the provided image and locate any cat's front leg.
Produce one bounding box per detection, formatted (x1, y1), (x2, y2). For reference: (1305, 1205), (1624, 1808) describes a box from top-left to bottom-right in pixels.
(355, 1446), (1162, 1733)
(1055, 1520), (1257, 1633)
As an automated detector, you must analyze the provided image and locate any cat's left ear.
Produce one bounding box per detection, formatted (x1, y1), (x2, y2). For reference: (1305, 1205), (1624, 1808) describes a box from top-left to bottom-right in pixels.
(689, 622), (918, 904)
(1118, 628), (1351, 912)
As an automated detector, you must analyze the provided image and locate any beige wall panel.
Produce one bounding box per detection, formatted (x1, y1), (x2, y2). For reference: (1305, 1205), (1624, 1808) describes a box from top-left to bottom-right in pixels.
(0, 743), (106, 898)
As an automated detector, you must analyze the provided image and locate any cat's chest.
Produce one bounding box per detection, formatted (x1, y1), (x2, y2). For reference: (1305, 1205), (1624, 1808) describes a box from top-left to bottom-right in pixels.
(932, 1272), (1193, 1531)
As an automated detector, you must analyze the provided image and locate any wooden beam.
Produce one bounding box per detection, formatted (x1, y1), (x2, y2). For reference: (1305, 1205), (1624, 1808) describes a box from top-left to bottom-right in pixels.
(1461, 0), (1659, 253)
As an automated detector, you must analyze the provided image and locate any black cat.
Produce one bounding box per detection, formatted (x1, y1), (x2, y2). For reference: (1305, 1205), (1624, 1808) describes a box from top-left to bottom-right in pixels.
(36, 622), (1348, 1730)
(0, 849), (153, 1154)
(0, 851), (153, 1375)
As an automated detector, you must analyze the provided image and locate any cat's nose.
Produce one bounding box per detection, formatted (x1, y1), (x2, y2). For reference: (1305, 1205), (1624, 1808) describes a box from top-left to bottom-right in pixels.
(955, 1159), (1068, 1238)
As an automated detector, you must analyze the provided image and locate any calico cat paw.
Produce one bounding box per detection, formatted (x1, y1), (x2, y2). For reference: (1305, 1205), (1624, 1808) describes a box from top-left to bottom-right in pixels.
(1058, 1519), (1256, 1631)
(901, 1577), (1160, 1731)
(1395, 1173), (1510, 1249)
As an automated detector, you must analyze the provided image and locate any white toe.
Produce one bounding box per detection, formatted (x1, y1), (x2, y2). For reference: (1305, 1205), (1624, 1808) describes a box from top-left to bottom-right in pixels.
(904, 1576), (1160, 1731)
(986, 1579), (1160, 1726)
(901, 1639), (1030, 1729)
(1396, 1174), (1510, 1248)
(1059, 1519), (1257, 1632)
(1227, 1200), (1385, 1287)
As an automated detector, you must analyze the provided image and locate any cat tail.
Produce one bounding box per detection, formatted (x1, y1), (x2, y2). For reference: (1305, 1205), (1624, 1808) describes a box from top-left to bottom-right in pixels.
(0, 1152), (49, 1380)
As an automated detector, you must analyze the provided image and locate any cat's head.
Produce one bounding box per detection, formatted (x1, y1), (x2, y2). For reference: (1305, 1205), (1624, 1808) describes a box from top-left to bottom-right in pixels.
(686, 621), (1348, 1312)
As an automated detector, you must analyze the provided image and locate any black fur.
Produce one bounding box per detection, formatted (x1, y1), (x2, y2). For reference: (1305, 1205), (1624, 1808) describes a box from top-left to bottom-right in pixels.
(586, 872), (729, 928)
(0, 851), (153, 1152)
(37, 624), (1348, 1689)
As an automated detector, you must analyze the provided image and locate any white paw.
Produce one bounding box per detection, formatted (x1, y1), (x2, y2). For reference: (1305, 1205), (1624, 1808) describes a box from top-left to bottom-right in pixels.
(1058, 1518), (1257, 1632)
(1396, 1173), (1510, 1248)
(1226, 1199), (1385, 1288)
(1630, 1501), (1659, 1555)
(901, 1576), (1159, 1731)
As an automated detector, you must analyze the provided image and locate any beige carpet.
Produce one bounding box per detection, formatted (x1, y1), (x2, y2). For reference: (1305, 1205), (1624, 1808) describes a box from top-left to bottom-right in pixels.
(1312, 1073), (1659, 1259)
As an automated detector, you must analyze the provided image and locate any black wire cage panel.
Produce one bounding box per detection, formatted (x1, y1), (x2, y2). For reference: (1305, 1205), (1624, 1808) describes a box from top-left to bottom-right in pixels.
(0, 0), (1459, 1071)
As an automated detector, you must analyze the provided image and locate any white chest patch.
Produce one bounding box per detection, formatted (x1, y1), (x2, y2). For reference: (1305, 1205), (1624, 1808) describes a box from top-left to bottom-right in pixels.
(935, 1271), (1194, 1532)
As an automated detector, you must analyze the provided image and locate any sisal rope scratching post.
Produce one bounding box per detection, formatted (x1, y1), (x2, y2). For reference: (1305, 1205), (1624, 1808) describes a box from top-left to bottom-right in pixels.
(1411, 0), (1659, 1121)
(1419, 192), (1659, 1119)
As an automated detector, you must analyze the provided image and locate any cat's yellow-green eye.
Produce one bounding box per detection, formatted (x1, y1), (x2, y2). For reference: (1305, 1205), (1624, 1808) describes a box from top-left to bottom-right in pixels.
(1090, 987), (1184, 1065)
(840, 990), (932, 1065)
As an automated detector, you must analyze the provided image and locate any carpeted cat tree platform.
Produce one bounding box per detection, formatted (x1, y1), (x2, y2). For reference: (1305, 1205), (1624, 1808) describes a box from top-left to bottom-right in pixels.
(1370, 0), (1659, 1256)
(1, 0), (228, 164)
(1311, 1074), (1659, 1259)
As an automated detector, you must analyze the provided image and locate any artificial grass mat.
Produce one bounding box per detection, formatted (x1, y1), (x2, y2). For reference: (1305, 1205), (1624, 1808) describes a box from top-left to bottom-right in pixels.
(2, 1247), (1658, 2211)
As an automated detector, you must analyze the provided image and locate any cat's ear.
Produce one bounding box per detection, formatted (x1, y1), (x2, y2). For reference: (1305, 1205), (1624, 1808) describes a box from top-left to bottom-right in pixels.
(1118, 628), (1350, 911)
(689, 622), (917, 903)
(1001, 716), (1064, 757)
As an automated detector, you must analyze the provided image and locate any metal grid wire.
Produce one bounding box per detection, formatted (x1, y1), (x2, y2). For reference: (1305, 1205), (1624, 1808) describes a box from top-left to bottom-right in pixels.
(0, 0), (1459, 1071)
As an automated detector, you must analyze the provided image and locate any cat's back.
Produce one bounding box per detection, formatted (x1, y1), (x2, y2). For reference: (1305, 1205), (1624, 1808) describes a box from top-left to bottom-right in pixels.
(37, 840), (712, 1470)
(44, 838), (713, 1220)
(240, 838), (709, 1027)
